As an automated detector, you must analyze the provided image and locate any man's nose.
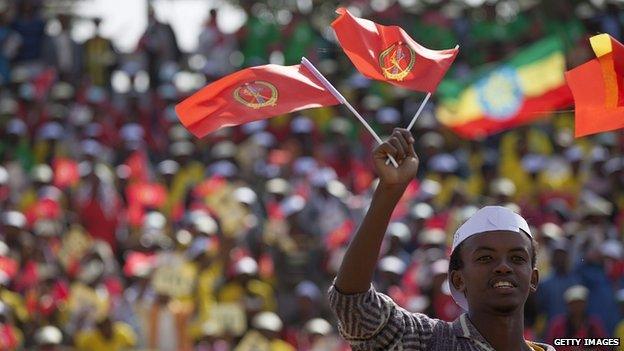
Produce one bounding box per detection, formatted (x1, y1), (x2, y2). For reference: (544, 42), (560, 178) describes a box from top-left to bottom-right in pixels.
(494, 259), (512, 274)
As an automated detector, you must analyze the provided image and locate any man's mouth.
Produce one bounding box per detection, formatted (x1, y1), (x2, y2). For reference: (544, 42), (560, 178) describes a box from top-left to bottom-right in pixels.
(491, 279), (516, 290)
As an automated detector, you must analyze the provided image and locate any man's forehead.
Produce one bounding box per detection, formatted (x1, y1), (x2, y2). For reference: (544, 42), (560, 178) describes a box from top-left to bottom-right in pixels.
(451, 206), (531, 253)
(462, 230), (531, 250)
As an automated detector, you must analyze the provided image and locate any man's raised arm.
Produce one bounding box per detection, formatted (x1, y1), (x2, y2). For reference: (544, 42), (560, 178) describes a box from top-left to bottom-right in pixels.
(334, 128), (418, 294)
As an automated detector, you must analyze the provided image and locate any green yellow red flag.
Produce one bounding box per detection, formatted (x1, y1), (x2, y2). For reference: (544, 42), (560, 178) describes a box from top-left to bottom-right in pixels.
(437, 36), (573, 139)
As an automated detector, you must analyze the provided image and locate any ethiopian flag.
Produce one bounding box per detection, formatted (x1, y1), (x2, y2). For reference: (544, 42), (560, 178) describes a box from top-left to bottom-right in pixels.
(437, 37), (573, 139)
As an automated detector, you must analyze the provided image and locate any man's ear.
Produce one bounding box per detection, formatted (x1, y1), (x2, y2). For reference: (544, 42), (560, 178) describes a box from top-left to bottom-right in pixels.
(529, 268), (539, 293)
(450, 270), (465, 293)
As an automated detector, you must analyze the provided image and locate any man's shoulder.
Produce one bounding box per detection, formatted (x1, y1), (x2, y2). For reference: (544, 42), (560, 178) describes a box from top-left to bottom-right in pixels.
(328, 283), (455, 347)
(395, 305), (454, 332)
(329, 283), (451, 326)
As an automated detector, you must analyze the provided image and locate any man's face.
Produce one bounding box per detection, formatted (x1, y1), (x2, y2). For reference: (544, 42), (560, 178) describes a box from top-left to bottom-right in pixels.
(451, 231), (538, 314)
(567, 299), (586, 317)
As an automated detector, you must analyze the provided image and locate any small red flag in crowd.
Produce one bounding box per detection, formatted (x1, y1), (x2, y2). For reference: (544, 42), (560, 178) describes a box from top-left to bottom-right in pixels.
(331, 7), (458, 93)
(53, 158), (79, 189)
(175, 64), (340, 138)
(566, 34), (624, 137)
(126, 182), (167, 208)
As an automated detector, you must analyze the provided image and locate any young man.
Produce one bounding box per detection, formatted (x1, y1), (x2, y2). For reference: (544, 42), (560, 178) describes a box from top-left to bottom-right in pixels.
(329, 128), (554, 351)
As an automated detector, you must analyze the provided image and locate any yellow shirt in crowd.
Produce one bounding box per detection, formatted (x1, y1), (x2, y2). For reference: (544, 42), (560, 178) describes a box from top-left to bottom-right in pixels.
(75, 322), (137, 351)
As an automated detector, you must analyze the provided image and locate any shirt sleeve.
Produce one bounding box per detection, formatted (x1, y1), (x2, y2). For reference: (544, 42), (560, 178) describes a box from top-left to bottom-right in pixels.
(328, 283), (437, 350)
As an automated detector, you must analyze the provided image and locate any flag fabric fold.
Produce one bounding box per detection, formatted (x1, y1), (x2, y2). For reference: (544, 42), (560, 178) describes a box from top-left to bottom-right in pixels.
(589, 33), (624, 108)
(331, 7), (458, 93)
(175, 64), (340, 138)
(436, 36), (573, 139)
(566, 34), (624, 137)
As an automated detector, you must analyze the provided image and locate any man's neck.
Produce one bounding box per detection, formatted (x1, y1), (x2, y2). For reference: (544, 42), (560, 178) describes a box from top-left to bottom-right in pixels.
(468, 310), (530, 351)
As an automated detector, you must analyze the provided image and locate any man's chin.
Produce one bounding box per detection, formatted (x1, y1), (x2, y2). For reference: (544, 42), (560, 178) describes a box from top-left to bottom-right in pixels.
(486, 298), (523, 315)
(490, 304), (519, 314)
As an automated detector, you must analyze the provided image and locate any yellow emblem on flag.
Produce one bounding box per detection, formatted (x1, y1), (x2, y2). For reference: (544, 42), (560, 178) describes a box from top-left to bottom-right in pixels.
(233, 81), (278, 109)
(379, 42), (416, 81)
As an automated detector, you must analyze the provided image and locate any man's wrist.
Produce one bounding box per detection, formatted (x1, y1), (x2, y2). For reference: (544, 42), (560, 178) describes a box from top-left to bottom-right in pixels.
(377, 180), (409, 192)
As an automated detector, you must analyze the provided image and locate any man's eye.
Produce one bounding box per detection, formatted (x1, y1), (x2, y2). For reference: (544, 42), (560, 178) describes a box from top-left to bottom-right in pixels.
(512, 256), (526, 263)
(477, 256), (492, 262)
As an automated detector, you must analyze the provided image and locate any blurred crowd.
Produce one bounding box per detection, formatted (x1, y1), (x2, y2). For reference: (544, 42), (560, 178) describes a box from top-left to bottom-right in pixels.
(1, 0), (624, 350)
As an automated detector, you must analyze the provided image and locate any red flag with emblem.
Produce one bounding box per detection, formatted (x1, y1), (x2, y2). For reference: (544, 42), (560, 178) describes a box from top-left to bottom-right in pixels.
(175, 64), (340, 138)
(331, 8), (458, 93)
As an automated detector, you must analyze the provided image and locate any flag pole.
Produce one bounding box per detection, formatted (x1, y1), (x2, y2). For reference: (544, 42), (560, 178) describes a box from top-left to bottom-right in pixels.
(301, 57), (399, 168)
(406, 92), (431, 131)
(382, 92), (431, 166)
(404, 44), (457, 131)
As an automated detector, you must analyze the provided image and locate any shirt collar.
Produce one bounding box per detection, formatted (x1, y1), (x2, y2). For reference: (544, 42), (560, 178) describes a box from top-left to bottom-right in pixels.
(451, 314), (497, 351)
(452, 314), (549, 351)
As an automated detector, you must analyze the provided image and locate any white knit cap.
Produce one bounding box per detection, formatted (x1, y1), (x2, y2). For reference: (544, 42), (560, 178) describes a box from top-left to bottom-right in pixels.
(448, 206), (532, 311)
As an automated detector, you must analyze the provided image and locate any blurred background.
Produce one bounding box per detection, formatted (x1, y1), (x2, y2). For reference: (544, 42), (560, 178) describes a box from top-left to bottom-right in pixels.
(1, 0), (624, 350)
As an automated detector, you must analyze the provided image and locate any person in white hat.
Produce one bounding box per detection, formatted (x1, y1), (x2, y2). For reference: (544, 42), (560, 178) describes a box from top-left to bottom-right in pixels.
(545, 285), (609, 349)
(329, 128), (553, 351)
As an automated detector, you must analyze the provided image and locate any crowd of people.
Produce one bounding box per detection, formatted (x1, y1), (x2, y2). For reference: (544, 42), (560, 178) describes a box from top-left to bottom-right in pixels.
(1, 0), (624, 349)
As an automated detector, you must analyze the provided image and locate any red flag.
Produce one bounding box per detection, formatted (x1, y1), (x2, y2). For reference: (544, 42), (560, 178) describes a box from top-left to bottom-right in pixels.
(175, 64), (340, 138)
(566, 34), (624, 137)
(566, 59), (624, 137)
(331, 8), (458, 93)
(589, 34), (624, 108)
